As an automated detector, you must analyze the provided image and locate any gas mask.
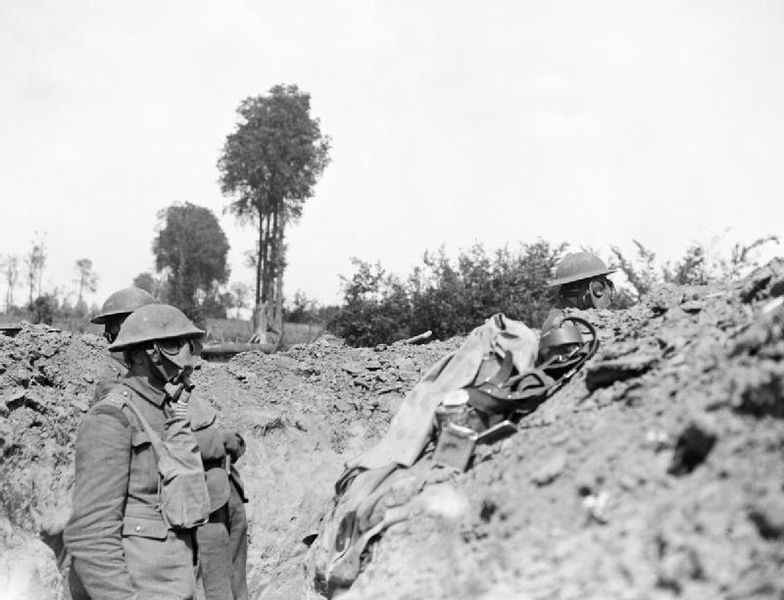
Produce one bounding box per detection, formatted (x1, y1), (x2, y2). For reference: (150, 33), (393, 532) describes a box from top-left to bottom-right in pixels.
(147, 337), (202, 400)
(581, 277), (615, 310)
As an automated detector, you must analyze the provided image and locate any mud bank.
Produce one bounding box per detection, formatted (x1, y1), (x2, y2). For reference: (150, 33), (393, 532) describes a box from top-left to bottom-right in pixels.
(1, 260), (783, 599)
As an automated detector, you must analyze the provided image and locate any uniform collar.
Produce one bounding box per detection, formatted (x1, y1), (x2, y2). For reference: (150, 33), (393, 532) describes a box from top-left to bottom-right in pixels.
(110, 351), (128, 369)
(123, 369), (167, 407)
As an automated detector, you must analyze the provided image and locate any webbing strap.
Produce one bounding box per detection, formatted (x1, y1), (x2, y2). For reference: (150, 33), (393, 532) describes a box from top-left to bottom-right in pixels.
(102, 388), (166, 461)
(485, 351), (516, 386)
(99, 388), (166, 517)
(466, 370), (551, 415)
(473, 369), (551, 400)
(121, 397), (166, 461)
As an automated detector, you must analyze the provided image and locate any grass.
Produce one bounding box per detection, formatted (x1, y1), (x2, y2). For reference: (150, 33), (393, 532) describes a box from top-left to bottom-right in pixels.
(204, 318), (254, 343)
(205, 318), (325, 349)
(279, 322), (325, 349)
(1, 312), (326, 351)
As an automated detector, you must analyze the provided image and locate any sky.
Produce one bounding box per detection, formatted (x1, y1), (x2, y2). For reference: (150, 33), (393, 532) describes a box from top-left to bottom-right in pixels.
(1, 0), (783, 310)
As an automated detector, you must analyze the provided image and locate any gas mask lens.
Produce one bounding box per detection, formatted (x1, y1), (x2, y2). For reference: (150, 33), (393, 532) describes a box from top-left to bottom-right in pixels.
(589, 279), (607, 297)
(154, 337), (202, 391)
(587, 277), (615, 309)
(156, 337), (203, 357)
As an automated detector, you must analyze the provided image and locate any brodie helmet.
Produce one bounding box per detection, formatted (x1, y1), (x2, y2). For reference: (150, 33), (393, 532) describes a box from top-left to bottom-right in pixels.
(537, 317), (599, 374)
(91, 287), (155, 324)
(547, 252), (616, 288)
(108, 304), (204, 351)
(539, 321), (584, 350)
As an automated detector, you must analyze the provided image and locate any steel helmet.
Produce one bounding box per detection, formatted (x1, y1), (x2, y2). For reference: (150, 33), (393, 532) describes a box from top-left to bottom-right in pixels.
(547, 252), (616, 287)
(91, 287), (155, 324)
(108, 304), (204, 351)
(539, 322), (584, 350)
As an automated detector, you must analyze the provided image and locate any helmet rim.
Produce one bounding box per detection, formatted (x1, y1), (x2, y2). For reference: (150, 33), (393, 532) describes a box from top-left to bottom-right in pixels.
(546, 266), (617, 287)
(539, 323), (584, 348)
(547, 252), (616, 288)
(107, 304), (204, 351)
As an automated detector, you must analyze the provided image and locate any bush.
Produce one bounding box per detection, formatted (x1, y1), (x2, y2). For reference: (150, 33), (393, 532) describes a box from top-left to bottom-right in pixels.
(612, 235), (780, 299)
(329, 260), (411, 347)
(29, 295), (57, 325)
(329, 240), (565, 346)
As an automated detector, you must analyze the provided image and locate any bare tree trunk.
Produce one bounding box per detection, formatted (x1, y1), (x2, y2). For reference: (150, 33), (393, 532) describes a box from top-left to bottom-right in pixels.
(251, 301), (269, 344)
(253, 211), (276, 344)
(261, 213), (272, 302)
(273, 261), (284, 347)
(28, 272), (34, 306)
(37, 239), (46, 299)
(253, 204), (286, 346)
(253, 213), (264, 336)
(272, 210), (285, 345)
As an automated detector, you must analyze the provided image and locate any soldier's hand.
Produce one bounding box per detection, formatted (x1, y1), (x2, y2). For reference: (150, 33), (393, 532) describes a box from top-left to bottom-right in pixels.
(223, 432), (246, 460)
(170, 400), (189, 421)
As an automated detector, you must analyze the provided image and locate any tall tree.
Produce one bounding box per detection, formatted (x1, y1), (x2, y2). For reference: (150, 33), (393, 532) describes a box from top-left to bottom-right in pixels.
(25, 234), (46, 306)
(74, 258), (99, 312)
(153, 202), (230, 322)
(218, 84), (331, 343)
(132, 272), (157, 296)
(2, 254), (19, 312)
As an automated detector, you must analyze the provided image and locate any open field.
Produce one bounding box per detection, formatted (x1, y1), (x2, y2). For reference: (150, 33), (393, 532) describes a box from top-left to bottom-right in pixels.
(0, 315), (325, 351)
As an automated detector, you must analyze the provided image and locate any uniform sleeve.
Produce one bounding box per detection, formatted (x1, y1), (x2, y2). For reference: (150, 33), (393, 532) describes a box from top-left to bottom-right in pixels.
(187, 393), (228, 461)
(64, 406), (139, 599)
(92, 363), (122, 406)
(187, 391), (217, 431)
(92, 376), (117, 405)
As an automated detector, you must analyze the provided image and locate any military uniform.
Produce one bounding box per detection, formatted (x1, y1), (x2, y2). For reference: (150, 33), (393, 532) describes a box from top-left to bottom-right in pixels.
(64, 372), (197, 599)
(189, 398), (249, 600)
(542, 252), (617, 334)
(91, 353), (249, 599)
(92, 351), (127, 405)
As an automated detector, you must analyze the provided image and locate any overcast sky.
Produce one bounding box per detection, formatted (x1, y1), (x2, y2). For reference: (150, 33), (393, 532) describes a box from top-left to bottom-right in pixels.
(1, 0), (782, 309)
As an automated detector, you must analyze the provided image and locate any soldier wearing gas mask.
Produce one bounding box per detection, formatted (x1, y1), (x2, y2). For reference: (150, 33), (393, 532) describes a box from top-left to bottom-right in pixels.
(541, 251), (616, 334)
(65, 304), (207, 598)
(68, 299), (248, 600)
(90, 286), (156, 404)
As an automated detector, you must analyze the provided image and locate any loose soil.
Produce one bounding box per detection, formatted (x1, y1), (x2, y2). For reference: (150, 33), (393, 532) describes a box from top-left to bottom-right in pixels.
(1, 260), (783, 600)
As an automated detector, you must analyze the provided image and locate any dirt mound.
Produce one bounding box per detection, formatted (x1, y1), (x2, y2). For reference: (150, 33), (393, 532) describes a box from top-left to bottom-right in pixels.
(1, 261), (783, 600)
(0, 324), (109, 598)
(318, 278), (784, 600)
(191, 335), (462, 598)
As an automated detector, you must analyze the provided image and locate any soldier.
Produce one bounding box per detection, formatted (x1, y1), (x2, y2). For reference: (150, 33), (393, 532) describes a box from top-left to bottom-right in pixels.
(90, 286), (156, 403)
(90, 290), (249, 599)
(65, 304), (207, 598)
(90, 289), (248, 598)
(66, 303), (248, 599)
(541, 251), (616, 334)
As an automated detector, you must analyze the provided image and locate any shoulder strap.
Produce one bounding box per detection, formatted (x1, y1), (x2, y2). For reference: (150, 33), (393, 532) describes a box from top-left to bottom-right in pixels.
(103, 386), (166, 460)
(122, 396), (166, 459)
